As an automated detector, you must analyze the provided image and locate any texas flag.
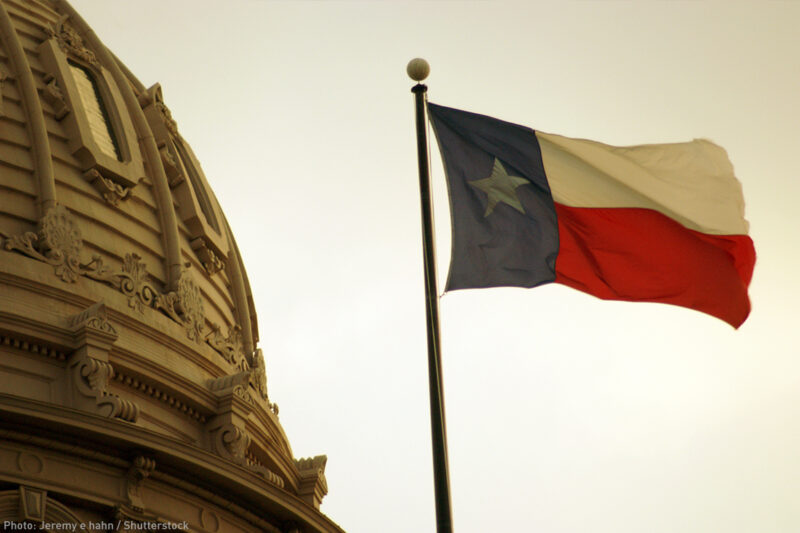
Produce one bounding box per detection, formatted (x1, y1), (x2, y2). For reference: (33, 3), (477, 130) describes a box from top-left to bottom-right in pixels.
(427, 103), (755, 328)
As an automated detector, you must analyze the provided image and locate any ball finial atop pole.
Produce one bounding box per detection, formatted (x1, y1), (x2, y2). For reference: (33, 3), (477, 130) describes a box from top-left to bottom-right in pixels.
(407, 58), (430, 82)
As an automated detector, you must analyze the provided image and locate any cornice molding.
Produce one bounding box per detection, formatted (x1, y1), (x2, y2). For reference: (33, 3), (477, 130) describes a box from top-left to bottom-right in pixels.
(0, 396), (344, 532)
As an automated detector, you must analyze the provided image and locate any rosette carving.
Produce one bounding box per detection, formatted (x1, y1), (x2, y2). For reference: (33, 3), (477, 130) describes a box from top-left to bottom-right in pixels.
(4, 205), (84, 282)
(39, 204), (83, 282)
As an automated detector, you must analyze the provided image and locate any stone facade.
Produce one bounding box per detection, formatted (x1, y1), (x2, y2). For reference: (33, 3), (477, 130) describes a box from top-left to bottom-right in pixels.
(0, 1), (341, 531)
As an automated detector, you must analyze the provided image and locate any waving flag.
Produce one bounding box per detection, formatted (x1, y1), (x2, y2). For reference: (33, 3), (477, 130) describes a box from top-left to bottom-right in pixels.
(428, 103), (755, 328)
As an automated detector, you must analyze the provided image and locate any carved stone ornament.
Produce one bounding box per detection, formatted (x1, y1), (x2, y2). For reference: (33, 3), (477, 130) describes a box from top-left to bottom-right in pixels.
(191, 237), (224, 275)
(207, 371), (256, 407)
(295, 455), (327, 475)
(1, 208), (206, 342)
(69, 300), (118, 337)
(251, 348), (268, 401)
(232, 384), (256, 407)
(83, 254), (204, 344)
(207, 370), (251, 393)
(126, 456), (156, 511)
(42, 73), (69, 120)
(206, 323), (247, 370)
(159, 145), (181, 184)
(38, 204), (83, 281)
(245, 456), (285, 488)
(84, 168), (131, 205)
(137, 83), (178, 138)
(175, 272), (205, 341)
(45, 15), (100, 68)
(3, 205), (84, 282)
(120, 253), (158, 312)
(156, 101), (179, 137)
(70, 354), (139, 422)
(213, 424), (251, 463)
(295, 455), (329, 509)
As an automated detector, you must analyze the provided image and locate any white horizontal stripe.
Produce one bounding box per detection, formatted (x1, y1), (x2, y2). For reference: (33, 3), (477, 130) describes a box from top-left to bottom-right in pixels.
(536, 131), (749, 235)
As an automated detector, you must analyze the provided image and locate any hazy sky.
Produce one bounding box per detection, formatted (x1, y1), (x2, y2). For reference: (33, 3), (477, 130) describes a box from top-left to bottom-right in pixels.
(72, 1), (799, 532)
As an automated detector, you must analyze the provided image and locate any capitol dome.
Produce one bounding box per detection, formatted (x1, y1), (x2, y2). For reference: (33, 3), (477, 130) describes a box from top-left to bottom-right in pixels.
(0, 0), (341, 531)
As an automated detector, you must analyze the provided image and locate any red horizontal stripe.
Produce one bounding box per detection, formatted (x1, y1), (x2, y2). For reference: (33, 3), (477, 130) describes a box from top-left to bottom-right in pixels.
(554, 204), (756, 328)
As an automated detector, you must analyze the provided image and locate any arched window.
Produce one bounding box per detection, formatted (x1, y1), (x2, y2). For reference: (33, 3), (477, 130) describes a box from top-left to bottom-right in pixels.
(67, 60), (122, 162)
(38, 19), (145, 192)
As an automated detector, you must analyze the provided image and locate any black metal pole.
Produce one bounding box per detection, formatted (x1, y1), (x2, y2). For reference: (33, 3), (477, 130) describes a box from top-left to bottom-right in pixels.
(411, 79), (453, 533)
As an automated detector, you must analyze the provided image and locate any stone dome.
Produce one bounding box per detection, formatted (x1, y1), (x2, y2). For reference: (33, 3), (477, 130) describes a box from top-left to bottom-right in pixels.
(0, 0), (340, 531)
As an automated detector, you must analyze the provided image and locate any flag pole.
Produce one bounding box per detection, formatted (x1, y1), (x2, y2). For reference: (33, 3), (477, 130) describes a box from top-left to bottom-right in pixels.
(408, 58), (453, 533)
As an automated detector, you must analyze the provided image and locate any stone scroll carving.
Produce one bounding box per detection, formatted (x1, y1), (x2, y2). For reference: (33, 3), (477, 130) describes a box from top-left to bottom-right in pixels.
(1, 205), (208, 344)
(70, 355), (140, 422)
(83, 168), (132, 206)
(205, 324), (248, 371)
(68, 302), (140, 422)
(211, 423), (251, 463)
(191, 237), (223, 276)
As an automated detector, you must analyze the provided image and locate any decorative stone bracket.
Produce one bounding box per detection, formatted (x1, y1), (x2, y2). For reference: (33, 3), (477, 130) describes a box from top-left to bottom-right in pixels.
(67, 302), (139, 422)
(205, 371), (286, 488)
(207, 370), (256, 408)
(295, 455), (329, 509)
(206, 372), (254, 464)
(41, 73), (69, 120)
(83, 167), (133, 206)
(126, 455), (156, 512)
(209, 423), (251, 464)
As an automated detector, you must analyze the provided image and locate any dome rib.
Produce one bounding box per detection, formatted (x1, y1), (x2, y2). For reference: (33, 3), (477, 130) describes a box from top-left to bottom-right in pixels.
(54, 0), (183, 290)
(0, 0), (56, 216)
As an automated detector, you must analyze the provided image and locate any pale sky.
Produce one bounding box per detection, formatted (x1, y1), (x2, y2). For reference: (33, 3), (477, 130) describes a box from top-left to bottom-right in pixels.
(72, 1), (800, 532)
